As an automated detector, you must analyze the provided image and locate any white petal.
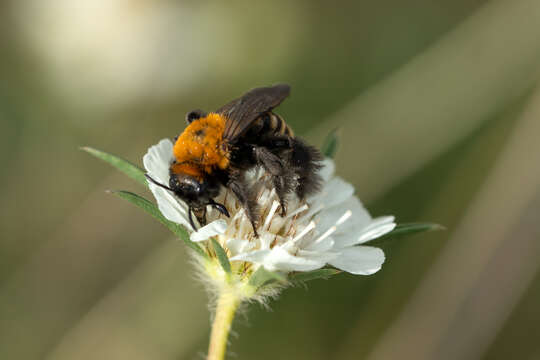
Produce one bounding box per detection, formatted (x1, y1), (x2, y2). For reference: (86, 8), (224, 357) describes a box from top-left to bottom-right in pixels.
(329, 246), (385, 275)
(318, 158), (335, 182)
(333, 216), (396, 248)
(337, 197), (373, 231)
(143, 139), (195, 229)
(231, 247), (326, 272)
(143, 139), (174, 183)
(190, 219), (227, 242)
(296, 249), (339, 263)
(357, 216), (396, 243)
(313, 177), (355, 209)
(230, 249), (271, 263)
(304, 235), (335, 252)
(149, 183), (191, 228)
(316, 196), (371, 234)
(225, 237), (255, 257)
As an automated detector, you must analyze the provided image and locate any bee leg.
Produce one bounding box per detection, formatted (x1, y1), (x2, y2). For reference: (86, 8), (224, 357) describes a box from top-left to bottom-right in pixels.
(187, 206), (208, 231)
(193, 207), (207, 226)
(228, 171), (259, 237)
(272, 177), (287, 216)
(253, 146), (292, 216)
(188, 207), (198, 231)
(290, 138), (324, 199)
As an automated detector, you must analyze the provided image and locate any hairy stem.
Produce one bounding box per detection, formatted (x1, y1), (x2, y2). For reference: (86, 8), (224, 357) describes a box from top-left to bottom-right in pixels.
(207, 290), (240, 360)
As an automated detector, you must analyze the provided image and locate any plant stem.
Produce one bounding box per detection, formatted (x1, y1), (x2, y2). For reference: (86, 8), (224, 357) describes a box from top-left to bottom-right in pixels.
(207, 290), (240, 360)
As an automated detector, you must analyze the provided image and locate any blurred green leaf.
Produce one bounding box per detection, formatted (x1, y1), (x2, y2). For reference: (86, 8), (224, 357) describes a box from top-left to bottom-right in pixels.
(321, 128), (340, 158)
(248, 267), (286, 289)
(110, 190), (207, 258)
(211, 238), (231, 274)
(370, 222), (445, 247)
(82, 146), (147, 187)
(386, 222), (445, 237)
(289, 268), (341, 283)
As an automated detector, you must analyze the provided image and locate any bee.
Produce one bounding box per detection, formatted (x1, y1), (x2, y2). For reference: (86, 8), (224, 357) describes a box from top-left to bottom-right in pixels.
(146, 84), (323, 236)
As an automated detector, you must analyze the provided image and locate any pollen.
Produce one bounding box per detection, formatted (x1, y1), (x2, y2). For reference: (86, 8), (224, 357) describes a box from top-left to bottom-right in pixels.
(173, 113), (229, 171)
(170, 162), (204, 180)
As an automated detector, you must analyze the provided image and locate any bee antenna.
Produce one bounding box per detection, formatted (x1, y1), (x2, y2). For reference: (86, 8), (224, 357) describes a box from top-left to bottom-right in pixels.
(208, 199), (230, 218)
(145, 174), (174, 192)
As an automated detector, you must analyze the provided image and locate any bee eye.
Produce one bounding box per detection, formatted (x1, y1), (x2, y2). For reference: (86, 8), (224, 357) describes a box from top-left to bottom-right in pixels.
(179, 176), (202, 193)
(186, 109), (207, 124)
(180, 184), (191, 192)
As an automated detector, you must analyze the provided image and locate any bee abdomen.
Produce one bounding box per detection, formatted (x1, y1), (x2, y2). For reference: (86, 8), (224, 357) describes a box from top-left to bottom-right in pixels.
(266, 112), (294, 137)
(249, 112), (294, 138)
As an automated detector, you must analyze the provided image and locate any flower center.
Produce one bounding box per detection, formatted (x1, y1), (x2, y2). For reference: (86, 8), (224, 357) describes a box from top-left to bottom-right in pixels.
(205, 170), (315, 257)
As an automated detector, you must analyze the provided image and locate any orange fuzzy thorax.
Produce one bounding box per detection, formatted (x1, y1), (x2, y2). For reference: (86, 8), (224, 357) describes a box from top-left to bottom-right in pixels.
(170, 162), (204, 180)
(172, 113), (229, 174)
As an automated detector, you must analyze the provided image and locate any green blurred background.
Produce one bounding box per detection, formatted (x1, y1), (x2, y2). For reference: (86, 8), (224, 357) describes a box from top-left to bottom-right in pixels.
(2, 0), (540, 359)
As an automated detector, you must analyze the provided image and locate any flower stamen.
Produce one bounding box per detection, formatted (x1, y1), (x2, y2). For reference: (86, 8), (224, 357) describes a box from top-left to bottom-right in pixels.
(292, 221), (316, 244)
(336, 210), (352, 225)
(311, 210), (352, 245)
(286, 204), (309, 219)
(313, 226), (336, 244)
(263, 201), (280, 230)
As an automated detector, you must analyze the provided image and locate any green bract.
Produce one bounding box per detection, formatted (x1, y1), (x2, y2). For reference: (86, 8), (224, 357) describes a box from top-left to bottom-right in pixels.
(321, 128), (340, 159)
(81, 146), (147, 186)
(211, 238), (232, 274)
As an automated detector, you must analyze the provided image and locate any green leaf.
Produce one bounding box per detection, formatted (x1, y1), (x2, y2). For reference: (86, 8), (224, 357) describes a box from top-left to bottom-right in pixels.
(248, 266), (287, 289)
(211, 238), (231, 274)
(321, 128), (340, 158)
(82, 147), (147, 187)
(370, 222), (445, 246)
(289, 268), (341, 283)
(386, 222), (445, 237)
(110, 190), (207, 259)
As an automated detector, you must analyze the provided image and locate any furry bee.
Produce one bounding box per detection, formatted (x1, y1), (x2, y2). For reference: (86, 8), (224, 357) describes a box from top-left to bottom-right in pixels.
(146, 84), (323, 236)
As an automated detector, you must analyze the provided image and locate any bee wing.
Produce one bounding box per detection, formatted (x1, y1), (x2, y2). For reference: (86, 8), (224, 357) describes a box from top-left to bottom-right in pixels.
(217, 84), (290, 141)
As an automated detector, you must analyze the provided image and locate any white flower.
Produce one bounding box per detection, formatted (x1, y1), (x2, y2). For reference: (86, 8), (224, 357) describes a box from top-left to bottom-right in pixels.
(143, 139), (396, 276)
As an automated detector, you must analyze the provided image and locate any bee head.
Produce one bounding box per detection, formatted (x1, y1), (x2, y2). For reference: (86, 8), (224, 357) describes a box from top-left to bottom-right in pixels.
(145, 169), (228, 231)
(169, 173), (213, 207)
(168, 172), (228, 229)
(185, 109), (207, 124)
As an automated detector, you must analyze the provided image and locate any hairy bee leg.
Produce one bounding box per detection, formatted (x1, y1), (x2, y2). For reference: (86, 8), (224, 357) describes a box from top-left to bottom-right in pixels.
(228, 171), (259, 237)
(290, 138), (324, 200)
(272, 177), (287, 216)
(252, 146), (293, 216)
(253, 146), (282, 175)
(193, 207), (207, 227)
